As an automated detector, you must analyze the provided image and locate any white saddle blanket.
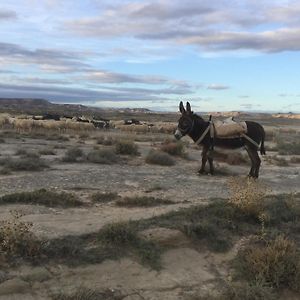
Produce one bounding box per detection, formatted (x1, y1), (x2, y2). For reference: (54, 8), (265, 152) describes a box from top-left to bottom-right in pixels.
(213, 118), (247, 138)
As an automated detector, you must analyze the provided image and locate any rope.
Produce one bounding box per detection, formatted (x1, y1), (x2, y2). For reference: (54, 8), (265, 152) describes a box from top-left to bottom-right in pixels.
(241, 133), (260, 148)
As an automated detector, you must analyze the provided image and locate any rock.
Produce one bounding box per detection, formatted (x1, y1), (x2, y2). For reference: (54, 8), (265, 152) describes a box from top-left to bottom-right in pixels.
(0, 278), (30, 295)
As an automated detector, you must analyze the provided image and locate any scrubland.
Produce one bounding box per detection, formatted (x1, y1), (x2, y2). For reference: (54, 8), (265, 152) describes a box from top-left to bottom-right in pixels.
(0, 114), (299, 299)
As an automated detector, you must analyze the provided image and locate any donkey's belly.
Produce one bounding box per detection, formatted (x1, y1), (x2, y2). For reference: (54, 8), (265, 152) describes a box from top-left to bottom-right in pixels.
(214, 137), (244, 149)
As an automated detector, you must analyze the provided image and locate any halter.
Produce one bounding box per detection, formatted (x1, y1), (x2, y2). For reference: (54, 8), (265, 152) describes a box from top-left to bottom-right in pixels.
(178, 119), (195, 136)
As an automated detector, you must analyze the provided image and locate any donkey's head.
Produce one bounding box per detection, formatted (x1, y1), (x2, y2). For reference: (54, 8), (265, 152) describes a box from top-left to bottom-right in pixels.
(174, 101), (194, 140)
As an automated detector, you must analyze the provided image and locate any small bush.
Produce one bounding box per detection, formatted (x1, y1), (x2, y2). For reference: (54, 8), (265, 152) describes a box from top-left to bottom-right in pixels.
(99, 222), (137, 246)
(160, 140), (186, 157)
(0, 166), (11, 175)
(290, 156), (300, 164)
(222, 281), (275, 300)
(115, 140), (139, 156)
(235, 235), (300, 291)
(87, 149), (118, 164)
(0, 138), (5, 143)
(0, 211), (40, 258)
(39, 148), (56, 155)
(0, 189), (83, 207)
(23, 151), (40, 159)
(0, 157), (49, 171)
(183, 221), (231, 252)
(277, 140), (300, 155)
(91, 192), (119, 203)
(265, 155), (289, 166)
(116, 196), (174, 207)
(79, 133), (89, 139)
(62, 147), (83, 162)
(97, 136), (115, 146)
(52, 287), (123, 300)
(145, 150), (175, 166)
(99, 222), (161, 269)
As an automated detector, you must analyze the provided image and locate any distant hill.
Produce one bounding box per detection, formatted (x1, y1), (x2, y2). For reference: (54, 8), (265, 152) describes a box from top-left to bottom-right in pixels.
(0, 98), (168, 122)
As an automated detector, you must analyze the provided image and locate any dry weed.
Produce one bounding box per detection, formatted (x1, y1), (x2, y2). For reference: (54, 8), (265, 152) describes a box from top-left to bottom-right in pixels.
(228, 177), (267, 219)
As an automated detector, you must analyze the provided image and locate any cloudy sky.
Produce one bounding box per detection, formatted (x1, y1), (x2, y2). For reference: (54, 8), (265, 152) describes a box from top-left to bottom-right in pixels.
(0, 0), (300, 112)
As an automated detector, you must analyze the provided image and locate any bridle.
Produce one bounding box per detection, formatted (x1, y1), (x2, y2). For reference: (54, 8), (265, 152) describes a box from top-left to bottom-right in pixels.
(178, 118), (195, 136)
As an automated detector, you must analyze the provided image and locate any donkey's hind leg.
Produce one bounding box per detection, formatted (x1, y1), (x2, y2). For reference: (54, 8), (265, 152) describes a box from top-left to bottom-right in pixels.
(207, 150), (214, 175)
(251, 149), (261, 178)
(198, 146), (209, 174)
(245, 146), (255, 177)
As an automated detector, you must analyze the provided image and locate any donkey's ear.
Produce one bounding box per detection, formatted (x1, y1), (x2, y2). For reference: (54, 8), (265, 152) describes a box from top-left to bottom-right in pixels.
(179, 101), (186, 114)
(186, 102), (192, 114)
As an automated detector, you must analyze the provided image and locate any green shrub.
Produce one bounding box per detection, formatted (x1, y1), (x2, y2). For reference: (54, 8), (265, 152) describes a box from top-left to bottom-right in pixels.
(91, 192), (119, 203)
(62, 147), (83, 162)
(52, 287), (123, 300)
(99, 222), (161, 269)
(115, 196), (174, 207)
(222, 281), (275, 300)
(87, 149), (118, 164)
(115, 140), (139, 156)
(277, 140), (300, 155)
(39, 148), (56, 155)
(0, 157), (49, 171)
(99, 222), (137, 246)
(145, 150), (175, 166)
(15, 149), (40, 158)
(0, 189), (83, 207)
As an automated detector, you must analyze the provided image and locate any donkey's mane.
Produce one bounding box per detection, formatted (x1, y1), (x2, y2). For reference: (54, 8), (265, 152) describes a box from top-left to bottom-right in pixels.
(192, 113), (205, 122)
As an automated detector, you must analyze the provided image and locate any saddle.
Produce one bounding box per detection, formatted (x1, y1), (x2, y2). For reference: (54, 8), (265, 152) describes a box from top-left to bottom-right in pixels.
(213, 117), (247, 138)
(196, 117), (258, 148)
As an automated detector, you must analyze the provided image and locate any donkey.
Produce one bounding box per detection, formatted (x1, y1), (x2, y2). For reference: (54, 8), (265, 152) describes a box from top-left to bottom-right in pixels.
(174, 101), (266, 178)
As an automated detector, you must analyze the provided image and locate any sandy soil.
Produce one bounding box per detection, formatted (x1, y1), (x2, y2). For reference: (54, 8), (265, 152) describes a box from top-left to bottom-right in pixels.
(0, 131), (299, 299)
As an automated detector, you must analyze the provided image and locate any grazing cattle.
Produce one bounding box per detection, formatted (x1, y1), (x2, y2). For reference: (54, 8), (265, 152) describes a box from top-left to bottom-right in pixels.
(124, 118), (141, 125)
(174, 101), (266, 178)
(91, 120), (110, 129)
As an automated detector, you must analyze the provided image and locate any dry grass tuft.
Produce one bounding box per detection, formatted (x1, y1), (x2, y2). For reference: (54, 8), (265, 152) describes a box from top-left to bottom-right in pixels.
(0, 189), (83, 207)
(160, 140), (186, 157)
(235, 235), (300, 291)
(91, 192), (119, 203)
(87, 149), (119, 164)
(0, 211), (40, 258)
(62, 147), (84, 162)
(228, 177), (267, 219)
(115, 140), (139, 156)
(145, 150), (175, 166)
(0, 156), (49, 171)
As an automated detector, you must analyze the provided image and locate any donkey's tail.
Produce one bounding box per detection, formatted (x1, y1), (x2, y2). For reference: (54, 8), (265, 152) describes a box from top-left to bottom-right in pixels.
(260, 126), (266, 155)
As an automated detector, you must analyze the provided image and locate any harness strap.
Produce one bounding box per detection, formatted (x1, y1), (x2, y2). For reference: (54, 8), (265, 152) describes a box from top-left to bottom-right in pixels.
(241, 133), (260, 148)
(195, 122), (212, 145)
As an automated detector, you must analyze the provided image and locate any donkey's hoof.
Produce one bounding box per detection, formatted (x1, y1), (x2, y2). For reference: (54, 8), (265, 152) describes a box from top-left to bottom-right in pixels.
(198, 169), (206, 175)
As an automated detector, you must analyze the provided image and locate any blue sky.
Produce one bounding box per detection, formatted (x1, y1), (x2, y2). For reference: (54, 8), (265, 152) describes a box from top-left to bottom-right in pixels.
(0, 0), (300, 112)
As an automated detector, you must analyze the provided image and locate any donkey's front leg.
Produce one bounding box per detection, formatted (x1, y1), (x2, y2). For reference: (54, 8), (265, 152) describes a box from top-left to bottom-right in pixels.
(198, 146), (208, 174)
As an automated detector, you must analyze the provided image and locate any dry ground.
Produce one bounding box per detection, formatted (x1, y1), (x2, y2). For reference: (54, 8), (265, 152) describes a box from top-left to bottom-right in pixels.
(0, 121), (299, 300)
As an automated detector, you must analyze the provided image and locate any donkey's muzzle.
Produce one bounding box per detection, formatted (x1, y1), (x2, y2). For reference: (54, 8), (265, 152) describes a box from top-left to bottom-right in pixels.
(174, 129), (183, 140)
